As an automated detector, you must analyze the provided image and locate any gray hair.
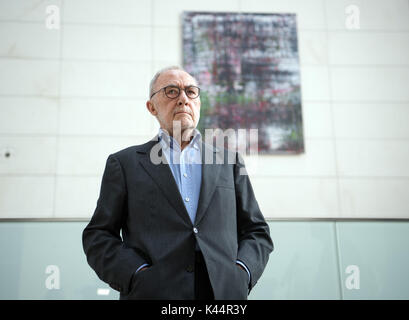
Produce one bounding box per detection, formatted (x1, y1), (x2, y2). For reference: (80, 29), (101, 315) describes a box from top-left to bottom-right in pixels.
(149, 65), (196, 98)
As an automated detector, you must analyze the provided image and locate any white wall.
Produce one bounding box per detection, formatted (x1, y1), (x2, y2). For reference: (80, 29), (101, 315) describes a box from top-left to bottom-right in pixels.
(0, 0), (408, 219)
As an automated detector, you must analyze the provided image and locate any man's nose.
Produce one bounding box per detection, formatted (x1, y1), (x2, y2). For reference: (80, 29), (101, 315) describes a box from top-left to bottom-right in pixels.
(177, 90), (189, 105)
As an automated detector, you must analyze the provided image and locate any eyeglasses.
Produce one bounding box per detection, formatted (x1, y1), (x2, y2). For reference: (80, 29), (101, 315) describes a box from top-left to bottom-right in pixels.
(150, 85), (200, 99)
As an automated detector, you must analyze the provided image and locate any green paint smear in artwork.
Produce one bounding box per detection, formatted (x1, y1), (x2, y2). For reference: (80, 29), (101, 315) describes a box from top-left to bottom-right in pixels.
(214, 92), (257, 105)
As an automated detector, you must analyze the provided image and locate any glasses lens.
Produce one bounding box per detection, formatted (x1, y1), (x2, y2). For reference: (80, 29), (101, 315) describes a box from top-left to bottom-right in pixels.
(186, 86), (200, 98)
(165, 86), (180, 98)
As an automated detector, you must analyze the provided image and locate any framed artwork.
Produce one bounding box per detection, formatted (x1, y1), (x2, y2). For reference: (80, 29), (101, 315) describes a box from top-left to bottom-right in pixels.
(183, 12), (304, 154)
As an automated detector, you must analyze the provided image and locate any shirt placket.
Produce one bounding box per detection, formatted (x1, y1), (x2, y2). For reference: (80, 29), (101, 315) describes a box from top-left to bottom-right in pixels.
(181, 147), (193, 221)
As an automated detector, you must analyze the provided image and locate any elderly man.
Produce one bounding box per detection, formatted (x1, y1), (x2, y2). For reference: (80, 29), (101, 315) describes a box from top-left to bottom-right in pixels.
(82, 66), (273, 300)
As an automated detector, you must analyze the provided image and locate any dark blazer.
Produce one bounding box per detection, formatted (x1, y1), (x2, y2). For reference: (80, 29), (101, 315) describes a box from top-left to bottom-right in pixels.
(82, 136), (273, 300)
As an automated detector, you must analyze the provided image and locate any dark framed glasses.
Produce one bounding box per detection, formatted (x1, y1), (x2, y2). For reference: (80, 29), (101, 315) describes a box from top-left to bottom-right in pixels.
(150, 85), (200, 99)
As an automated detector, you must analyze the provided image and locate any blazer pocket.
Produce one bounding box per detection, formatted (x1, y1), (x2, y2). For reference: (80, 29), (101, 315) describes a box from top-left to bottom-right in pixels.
(236, 265), (248, 283)
(234, 264), (249, 299)
(217, 174), (234, 189)
(129, 265), (155, 297)
(216, 184), (234, 190)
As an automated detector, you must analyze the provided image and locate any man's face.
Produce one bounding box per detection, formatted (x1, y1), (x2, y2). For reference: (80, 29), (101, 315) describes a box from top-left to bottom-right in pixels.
(146, 70), (201, 137)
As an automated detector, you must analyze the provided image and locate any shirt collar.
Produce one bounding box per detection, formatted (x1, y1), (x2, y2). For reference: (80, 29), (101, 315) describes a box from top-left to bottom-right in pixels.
(158, 128), (202, 151)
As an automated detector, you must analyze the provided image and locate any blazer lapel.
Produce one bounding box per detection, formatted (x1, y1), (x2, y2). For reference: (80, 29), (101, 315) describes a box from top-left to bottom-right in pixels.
(136, 136), (224, 227)
(137, 138), (193, 226)
(194, 141), (223, 226)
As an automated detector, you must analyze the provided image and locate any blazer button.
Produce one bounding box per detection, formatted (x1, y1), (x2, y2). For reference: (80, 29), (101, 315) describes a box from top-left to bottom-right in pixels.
(193, 227), (198, 234)
(186, 264), (194, 273)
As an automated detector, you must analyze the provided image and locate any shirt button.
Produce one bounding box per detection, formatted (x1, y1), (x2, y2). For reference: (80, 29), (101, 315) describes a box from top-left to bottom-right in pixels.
(185, 197), (190, 202)
(183, 173), (187, 178)
(193, 227), (198, 234)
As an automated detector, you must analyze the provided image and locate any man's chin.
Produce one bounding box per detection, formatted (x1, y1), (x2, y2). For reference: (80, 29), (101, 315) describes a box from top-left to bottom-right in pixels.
(174, 113), (192, 121)
(173, 119), (194, 130)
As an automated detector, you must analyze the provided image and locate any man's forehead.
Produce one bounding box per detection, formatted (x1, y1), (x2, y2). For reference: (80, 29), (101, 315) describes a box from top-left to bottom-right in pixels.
(156, 70), (197, 87)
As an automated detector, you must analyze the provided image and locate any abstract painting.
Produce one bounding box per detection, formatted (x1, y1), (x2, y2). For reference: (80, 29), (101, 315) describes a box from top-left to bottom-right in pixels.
(183, 12), (304, 154)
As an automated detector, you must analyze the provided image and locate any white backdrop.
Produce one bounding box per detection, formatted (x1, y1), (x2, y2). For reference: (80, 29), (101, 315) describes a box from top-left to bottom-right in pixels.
(0, 0), (409, 219)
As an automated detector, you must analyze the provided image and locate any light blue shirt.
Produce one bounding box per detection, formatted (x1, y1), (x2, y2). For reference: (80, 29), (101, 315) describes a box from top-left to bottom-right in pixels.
(135, 128), (251, 285)
(158, 128), (202, 225)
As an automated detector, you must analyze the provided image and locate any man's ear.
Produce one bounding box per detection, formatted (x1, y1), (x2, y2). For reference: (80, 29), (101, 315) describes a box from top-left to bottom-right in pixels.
(146, 100), (157, 115)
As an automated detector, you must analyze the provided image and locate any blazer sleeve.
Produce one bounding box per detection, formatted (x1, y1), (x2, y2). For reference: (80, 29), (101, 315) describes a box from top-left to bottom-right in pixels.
(234, 152), (274, 291)
(82, 154), (147, 294)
